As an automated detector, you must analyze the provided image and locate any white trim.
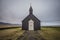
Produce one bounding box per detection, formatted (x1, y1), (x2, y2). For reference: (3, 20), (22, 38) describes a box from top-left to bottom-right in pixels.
(28, 19), (34, 30)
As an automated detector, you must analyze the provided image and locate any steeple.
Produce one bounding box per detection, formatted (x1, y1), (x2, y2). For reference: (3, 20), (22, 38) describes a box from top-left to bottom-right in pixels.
(29, 4), (33, 14)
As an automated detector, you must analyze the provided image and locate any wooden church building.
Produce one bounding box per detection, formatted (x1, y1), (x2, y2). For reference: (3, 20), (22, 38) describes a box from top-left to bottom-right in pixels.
(22, 5), (40, 30)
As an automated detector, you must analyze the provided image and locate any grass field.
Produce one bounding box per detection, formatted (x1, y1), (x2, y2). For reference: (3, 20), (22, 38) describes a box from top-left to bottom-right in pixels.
(0, 27), (60, 40)
(0, 28), (24, 40)
(40, 27), (60, 40)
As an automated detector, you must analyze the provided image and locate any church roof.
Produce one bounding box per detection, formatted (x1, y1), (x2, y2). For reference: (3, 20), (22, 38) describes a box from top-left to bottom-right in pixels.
(22, 5), (40, 22)
(22, 14), (40, 22)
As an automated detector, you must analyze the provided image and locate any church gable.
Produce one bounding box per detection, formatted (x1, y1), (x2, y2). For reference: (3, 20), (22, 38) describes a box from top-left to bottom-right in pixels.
(22, 14), (40, 22)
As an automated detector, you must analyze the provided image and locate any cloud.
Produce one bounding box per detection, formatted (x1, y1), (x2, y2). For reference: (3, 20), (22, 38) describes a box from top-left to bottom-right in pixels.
(0, 0), (60, 26)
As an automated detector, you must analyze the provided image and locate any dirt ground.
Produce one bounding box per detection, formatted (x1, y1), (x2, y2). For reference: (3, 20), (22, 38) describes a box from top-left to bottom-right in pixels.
(17, 30), (45, 40)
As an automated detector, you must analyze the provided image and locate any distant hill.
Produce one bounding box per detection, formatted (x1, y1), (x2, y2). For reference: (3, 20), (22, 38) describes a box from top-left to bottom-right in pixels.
(0, 22), (12, 25)
(0, 22), (21, 25)
(0, 22), (21, 28)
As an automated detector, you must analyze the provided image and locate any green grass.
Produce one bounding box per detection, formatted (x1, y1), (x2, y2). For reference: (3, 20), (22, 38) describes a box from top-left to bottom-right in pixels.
(0, 26), (60, 40)
(0, 28), (25, 40)
(40, 27), (60, 40)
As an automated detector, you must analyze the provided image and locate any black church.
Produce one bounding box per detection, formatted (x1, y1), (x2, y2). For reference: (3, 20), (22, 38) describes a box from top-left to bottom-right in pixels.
(22, 5), (40, 30)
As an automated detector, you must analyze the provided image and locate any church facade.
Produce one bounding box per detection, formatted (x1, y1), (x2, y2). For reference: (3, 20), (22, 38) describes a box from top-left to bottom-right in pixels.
(22, 6), (40, 30)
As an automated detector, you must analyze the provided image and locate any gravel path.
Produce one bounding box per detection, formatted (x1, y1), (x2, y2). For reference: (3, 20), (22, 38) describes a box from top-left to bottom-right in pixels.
(17, 30), (45, 40)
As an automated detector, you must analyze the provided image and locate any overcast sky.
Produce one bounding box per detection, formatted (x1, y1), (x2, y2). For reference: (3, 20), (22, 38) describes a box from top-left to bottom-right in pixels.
(0, 0), (60, 26)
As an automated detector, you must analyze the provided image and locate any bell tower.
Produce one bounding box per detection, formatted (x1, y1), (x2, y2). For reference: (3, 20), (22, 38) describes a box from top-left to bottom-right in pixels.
(29, 5), (33, 14)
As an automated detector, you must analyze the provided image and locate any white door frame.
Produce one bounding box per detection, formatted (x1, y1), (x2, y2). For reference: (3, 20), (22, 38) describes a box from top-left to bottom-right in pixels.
(28, 19), (34, 30)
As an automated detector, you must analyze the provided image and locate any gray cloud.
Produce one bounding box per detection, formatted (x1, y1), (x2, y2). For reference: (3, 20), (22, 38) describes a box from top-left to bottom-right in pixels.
(0, 0), (60, 26)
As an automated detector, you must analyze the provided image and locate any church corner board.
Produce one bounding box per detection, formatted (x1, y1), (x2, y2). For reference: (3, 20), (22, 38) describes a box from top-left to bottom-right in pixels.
(22, 5), (41, 30)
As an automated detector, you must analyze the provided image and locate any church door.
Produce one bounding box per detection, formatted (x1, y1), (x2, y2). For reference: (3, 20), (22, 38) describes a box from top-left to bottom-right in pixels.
(28, 19), (34, 30)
